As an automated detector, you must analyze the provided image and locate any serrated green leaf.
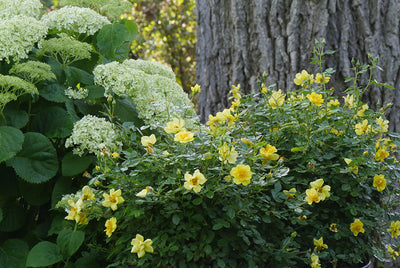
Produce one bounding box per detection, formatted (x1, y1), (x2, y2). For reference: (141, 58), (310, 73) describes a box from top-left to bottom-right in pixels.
(18, 179), (52, 206)
(0, 205), (26, 232)
(86, 85), (105, 99)
(32, 106), (73, 138)
(7, 132), (58, 183)
(40, 84), (68, 103)
(26, 241), (63, 267)
(57, 229), (85, 257)
(3, 106), (29, 129)
(62, 152), (95, 177)
(0, 126), (24, 163)
(1, 239), (29, 268)
(64, 66), (94, 86)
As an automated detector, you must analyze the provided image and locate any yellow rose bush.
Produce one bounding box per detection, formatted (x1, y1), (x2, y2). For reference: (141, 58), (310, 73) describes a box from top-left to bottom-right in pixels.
(50, 41), (399, 267)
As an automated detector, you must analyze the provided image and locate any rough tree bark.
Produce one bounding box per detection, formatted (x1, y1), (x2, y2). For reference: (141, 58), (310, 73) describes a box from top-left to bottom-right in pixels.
(195, 0), (400, 132)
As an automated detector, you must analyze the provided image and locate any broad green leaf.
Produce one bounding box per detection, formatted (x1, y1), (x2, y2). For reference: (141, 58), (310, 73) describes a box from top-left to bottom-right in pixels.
(64, 66), (94, 86)
(0, 208), (2, 223)
(26, 241), (63, 267)
(40, 83), (68, 103)
(51, 176), (73, 209)
(7, 132), (58, 183)
(57, 229), (85, 257)
(3, 105), (29, 129)
(18, 179), (52, 206)
(86, 85), (105, 99)
(1, 239), (29, 268)
(62, 152), (95, 177)
(0, 205), (26, 232)
(0, 126), (24, 163)
(32, 106), (73, 138)
(114, 97), (144, 126)
(172, 214), (180, 225)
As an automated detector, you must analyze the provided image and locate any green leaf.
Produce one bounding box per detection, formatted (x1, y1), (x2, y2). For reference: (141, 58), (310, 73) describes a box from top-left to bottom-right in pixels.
(0, 239), (29, 268)
(192, 198), (202, 205)
(40, 83), (69, 103)
(86, 85), (105, 99)
(96, 20), (138, 60)
(32, 106), (73, 138)
(290, 147), (306, 152)
(114, 96), (144, 126)
(0, 205), (26, 232)
(57, 229), (85, 257)
(62, 152), (95, 176)
(64, 66), (94, 86)
(26, 241), (63, 267)
(18, 179), (52, 206)
(341, 184), (351, 192)
(3, 105), (29, 129)
(7, 132), (58, 183)
(0, 126), (24, 163)
(172, 214), (180, 225)
(0, 208), (2, 223)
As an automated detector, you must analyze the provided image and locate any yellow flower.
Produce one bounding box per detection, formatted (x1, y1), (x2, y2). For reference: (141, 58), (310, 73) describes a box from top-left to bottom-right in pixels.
(230, 84), (241, 100)
(356, 104), (369, 117)
(344, 158), (358, 174)
(350, 218), (365, 236)
(327, 99), (340, 107)
(230, 164), (252, 186)
(388, 245), (399, 260)
(102, 189), (124, 211)
(343, 94), (355, 108)
(164, 118), (185, 133)
(136, 186), (152, 197)
(310, 253), (321, 268)
(294, 70), (314, 86)
(313, 237), (328, 252)
(259, 144), (279, 161)
(373, 174), (386, 191)
(268, 89), (286, 109)
(375, 116), (389, 133)
(111, 152), (119, 159)
(306, 92), (324, 106)
(174, 130), (194, 143)
(241, 138), (253, 146)
(374, 146), (389, 162)
(355, 119), (371, 135)
(387, 221), (400, 238)
(81, 185), (95, 201)
(218, 142), (238, 164)
(104, 217), (117, 237)
(329, 223), (338, 232)
(141, 134), (156, 147)
(305, 188), (321, 205)
(184, 170), (207, 193)
(315, 73), (330, 84)
(191, 84), (201, 95)
(330, 128), (343, 136)
(310, 179), (331, 200)
(283, 188), (297, 200)
(131, 234), (154, 258)
(65, 199), (85, 223)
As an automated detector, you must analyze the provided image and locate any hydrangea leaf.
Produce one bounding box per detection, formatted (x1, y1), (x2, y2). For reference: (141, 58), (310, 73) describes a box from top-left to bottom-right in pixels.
(64, 66), (94, 86)
(0, 126), (24, 163)
(3, 105), (29, 129)
(61, 151), (95, 177)
(51, 177), (73, 209)
(32, 106), (73, 138)
(56, 229), (85, 257)
(0, 239), (29, 268)
(0, 205), (26, 232)
(18, 180), (52, 206)
(114, 97), (144, 126)
(26, 241), (63, 267)
(40, 84), (69, 103)
(7, 132), (58, 184)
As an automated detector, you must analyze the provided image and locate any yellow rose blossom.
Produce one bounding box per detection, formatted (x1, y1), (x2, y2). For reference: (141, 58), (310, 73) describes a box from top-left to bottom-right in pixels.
(375, 116), (389, 133)
(241, 138), (253, 146)
(306, 92), (324, 106)
(356, 104), (369, 117)
(373, 174), (386, 191)
(141, 134), (156, 147)
(355, 119), (372, 135)
(305, 188), (321, 205)
(283, 188), (297, 200)
(310, 253), (321, 268)
(131, 234), (154, 258)
(343, 94), (355, 108)
(111, 152), (119, 159)
(330, 128), (343, 136)
(387, 221), (400, 238)
(218, 142), (238, 164)
(164, 118), (185, 133)
(136, 186), (152, 197)
(268, 89), (286, 109)
(315, 73), (330, 84)
(329, 223), (338, 232)
(350, 218), (365, 236)
(344, 158), (358, 174)
(388, 245), (399, 260)
(81, 185), (95, 201)
(174, 130), (194, 143)
(294, 70), (314, 86)
(65, 199), (85, 223)
(374, 146), (389, 162)
(310, 179), (331, 200)
(104, 217), (117, 237)
(184, 169), (207, 193)
(313, 237), (328, 252)
(327, 99), (340, 107)
(230, 164), (252, 186)
(191, 84), (201, 95)
(102, 189), (124, 211)
(259, 144), (279, 161)
(230, 84), (241, 100)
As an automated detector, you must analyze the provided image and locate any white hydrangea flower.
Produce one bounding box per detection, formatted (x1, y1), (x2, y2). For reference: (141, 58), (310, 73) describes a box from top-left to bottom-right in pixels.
(41, 6), (110, 36)
(0, 15), (48, 63)
(65, 87), (89, 100)
(93, 59), (198, 129)
(65, 115), (122, 156)
(0, 0), (43, 19)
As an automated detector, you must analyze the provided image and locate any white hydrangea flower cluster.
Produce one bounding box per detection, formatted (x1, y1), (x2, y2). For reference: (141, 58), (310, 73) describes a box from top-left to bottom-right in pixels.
(65, 115), (122, 156)
(0, 16), (48, 63)
(93, 59), (198, 129)
(41, 6), (110, 36)
(0, 0), (43, 19)
(65, 87), (89, 100)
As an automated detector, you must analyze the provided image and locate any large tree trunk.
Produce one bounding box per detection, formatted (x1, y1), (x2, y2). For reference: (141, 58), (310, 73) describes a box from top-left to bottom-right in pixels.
(195, 0), (400, 132)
